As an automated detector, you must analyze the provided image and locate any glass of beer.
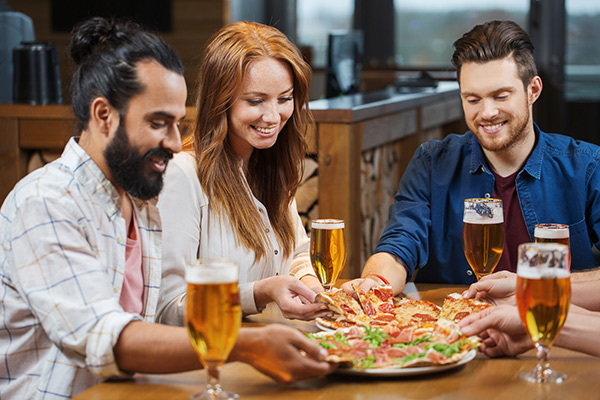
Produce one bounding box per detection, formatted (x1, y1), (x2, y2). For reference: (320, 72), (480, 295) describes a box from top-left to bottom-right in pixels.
(185, 259), (241, 399)
(516, 243), (571, 383)
(462, 198), (505, 280)
(534, 223), (570, 246)
(310, 219), (346, 291)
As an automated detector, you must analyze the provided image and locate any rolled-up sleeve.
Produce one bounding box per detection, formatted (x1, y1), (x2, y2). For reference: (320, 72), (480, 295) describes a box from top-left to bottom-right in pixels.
(10, 196), (139, 378)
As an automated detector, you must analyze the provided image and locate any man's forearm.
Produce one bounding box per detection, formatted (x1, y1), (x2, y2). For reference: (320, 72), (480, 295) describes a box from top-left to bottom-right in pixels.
(555, 306), (600, 357)
(114, 321), (201, 373)
(361, 252), (408, 295)
(571, 280), (600, 311)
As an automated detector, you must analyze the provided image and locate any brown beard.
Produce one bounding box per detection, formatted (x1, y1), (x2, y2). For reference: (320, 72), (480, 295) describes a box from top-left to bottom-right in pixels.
(470, 110), (531, 153)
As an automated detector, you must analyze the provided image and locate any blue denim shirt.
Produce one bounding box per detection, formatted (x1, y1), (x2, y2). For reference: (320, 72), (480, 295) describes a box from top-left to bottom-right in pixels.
(374, 124), (600, 285)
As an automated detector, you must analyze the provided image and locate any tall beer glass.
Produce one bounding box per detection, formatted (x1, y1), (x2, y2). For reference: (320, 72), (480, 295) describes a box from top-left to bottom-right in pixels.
(516, 243), (571, 383)
(310, 219), (346, 290)
(185, 259), (241, 399)
(462, 198), (504, 280)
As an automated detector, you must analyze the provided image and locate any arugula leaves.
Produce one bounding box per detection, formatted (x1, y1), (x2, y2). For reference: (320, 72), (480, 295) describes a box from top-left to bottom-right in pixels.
(392, 335), (431, 348)
(362, 325), (388, 348)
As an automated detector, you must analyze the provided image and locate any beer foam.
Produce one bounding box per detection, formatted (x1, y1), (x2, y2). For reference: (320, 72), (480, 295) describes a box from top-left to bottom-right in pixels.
(311, 219), (344, 229)
(517, 267), (570, 279)
(463, 214), (503, 223)
(534, 227), (569, 239)
(185, 260), (238, 284)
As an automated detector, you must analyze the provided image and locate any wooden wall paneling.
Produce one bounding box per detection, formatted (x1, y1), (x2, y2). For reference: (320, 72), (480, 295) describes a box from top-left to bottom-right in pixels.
(10, 0), (230, 105)
(361, 109), (417, 151)
(317, 122), (362, 279)
(19, 119), (76, 149)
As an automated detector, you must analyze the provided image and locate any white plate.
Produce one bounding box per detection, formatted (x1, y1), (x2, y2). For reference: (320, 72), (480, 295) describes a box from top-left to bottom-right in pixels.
(315, 320), (335, 332)
(334, 349), (477, 377)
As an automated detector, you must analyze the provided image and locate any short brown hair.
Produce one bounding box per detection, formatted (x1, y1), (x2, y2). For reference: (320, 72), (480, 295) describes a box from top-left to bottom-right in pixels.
(452, 20), (537, 88)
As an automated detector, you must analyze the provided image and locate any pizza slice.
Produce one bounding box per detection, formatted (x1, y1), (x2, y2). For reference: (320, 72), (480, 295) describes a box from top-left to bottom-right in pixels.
(353, 284), (397, 326)
(315, 288), (371, 328)
(393, 297), (441, 325)
(438, 293), (492, 322)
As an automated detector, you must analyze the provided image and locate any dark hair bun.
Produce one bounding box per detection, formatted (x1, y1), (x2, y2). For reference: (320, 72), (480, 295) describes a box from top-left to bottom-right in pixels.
(68, 17), (139, 65)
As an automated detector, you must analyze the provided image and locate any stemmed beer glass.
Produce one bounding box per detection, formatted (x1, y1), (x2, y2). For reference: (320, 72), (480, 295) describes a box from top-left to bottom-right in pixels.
(310, 219), (346, 291)
(516, 243), (571, 383)
(185, 259), (242, 399)
(462, 198), (505, 280)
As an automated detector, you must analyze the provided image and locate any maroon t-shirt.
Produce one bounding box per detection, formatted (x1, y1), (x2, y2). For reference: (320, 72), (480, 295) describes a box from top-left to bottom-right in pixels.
(492, 169), (531, 272)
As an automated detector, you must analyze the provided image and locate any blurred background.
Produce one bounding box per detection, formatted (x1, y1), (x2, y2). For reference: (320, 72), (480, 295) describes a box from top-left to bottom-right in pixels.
(2, 0), (599, 143)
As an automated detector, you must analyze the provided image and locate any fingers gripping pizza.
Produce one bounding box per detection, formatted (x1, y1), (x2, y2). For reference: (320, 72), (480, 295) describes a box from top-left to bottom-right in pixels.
(311, 286), (490, 369)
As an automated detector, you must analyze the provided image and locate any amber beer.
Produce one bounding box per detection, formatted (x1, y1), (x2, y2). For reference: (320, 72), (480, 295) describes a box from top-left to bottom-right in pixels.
(310, 219), (346, 290)
(516, 269), (571, 347)
(462, 198), (504, 280)
(534, 223), (570, 247)
(516, 242), (570, 383)
(185, 260), (241, 367)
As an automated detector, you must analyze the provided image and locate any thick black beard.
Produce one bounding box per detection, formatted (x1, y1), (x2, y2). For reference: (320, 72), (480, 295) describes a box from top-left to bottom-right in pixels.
(104, 122), (173, 200)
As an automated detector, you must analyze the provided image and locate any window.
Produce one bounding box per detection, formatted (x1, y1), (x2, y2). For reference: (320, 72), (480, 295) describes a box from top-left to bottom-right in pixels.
(393, 0), (528, 67)
(566, 0), (600, 100)
(296, 0), (354, 67)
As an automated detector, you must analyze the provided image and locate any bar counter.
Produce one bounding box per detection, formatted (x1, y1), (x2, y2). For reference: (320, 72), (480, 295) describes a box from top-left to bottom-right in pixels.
(72, 283), (598, 400)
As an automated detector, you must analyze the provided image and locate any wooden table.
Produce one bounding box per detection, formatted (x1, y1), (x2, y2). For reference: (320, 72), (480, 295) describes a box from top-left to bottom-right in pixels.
(72, 283), (599, 400)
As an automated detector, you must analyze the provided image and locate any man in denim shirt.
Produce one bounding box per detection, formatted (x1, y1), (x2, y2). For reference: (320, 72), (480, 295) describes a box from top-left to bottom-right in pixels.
(342, 20), (600, 296)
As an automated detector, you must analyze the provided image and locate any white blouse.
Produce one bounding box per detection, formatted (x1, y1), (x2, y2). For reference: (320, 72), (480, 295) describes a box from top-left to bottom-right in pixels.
(157, 152), (314, 321)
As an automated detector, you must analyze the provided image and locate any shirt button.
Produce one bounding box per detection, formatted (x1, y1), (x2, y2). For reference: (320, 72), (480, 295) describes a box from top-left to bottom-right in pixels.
(114, 286), (119, 293)
(466, 270), (473, 276)
(117, 236), (125, 244)
(266, 228), (270, 233)
(274, 250), (279, 255)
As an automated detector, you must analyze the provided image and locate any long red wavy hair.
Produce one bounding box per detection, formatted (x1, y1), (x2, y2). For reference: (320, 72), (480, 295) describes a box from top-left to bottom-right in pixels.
(184, 21), (313, 261)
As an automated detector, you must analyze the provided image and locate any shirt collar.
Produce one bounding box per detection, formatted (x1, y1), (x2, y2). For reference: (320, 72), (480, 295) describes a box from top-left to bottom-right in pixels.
(468, 123), (544, 179)
(520, 122), (544, 180)
(469, 132), (487, 174)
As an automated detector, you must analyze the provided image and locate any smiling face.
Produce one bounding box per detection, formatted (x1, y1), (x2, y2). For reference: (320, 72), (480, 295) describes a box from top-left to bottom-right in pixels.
(227, 56), (294, 166)
(460, 57), (541, 154)
(104, 61), (187, 200)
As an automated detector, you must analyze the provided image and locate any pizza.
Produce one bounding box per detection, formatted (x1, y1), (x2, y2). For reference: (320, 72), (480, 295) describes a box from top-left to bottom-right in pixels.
(316, 286), (491, 331)
(314, 288), (371, 329)
(307, 320), (480, 370)
(438, 292), (492, 322)
(310, 285), (491, 369)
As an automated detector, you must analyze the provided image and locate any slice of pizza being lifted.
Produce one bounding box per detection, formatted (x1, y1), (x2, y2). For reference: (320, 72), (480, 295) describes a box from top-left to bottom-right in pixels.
(438, 292), (492, 322)
(315, 288), (371, 329)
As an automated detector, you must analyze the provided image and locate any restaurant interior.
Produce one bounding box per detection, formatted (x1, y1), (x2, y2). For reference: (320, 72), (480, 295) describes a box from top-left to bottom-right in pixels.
(2, 0), (599, 275)
(2, 1), (600, 398)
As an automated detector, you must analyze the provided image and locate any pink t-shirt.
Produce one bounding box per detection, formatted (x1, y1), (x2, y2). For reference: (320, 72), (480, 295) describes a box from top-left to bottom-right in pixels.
(119, 211), (144, 314)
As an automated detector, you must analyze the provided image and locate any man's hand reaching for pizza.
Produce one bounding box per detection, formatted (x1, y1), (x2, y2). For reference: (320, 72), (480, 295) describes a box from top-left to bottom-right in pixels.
(458, 304), (532, 357)
(462, 271), (517, 306)
(253, 276), (331, 320)
(340, 252), (408, 298)
(230, 325), (337, 383)
(340, 277), (380, 299)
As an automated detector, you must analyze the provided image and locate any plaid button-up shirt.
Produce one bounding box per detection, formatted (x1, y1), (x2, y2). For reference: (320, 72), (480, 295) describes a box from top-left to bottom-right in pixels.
(0, 138), (164, 399)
